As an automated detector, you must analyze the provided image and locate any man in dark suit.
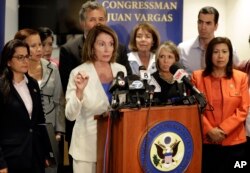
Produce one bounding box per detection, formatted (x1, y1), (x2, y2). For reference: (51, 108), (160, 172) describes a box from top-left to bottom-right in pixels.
(59, 1), (131, 172)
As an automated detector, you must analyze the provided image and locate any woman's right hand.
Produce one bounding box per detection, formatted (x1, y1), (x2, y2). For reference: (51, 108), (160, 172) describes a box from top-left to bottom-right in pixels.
(0, 168), (8, 173)
(74, 71), (89, 100)
(207, 127), (226, 143)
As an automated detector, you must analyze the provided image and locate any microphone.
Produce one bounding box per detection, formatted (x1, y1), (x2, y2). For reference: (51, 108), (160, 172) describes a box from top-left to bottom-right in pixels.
(109, 71), (126, 108)
(127, 75), (145, 90)
(126, 74), (146, 108)
(169, 63), (207, 112)
(169, 63), (201, 94)
(148, 85), (155, 102)
(139, 66), (154, 105)
(139, 66), (151, 81)
(109, 71), (126, 93)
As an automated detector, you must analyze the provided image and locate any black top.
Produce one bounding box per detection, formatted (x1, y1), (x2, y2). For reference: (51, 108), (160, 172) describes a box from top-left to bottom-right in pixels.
(151, 71), (186, 105)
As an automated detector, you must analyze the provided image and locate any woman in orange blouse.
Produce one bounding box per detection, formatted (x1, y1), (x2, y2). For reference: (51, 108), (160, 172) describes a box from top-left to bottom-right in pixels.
(191, 37), (249, 173)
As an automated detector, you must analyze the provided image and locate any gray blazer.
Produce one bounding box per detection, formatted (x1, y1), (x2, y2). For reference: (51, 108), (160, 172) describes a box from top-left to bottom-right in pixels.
(40, 58), (65, 133)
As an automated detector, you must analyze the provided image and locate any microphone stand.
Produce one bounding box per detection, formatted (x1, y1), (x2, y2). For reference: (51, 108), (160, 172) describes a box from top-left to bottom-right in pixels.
(136, 91), (141, 108)
(194, 93), (207, 114)
(111, 90), (118, 109)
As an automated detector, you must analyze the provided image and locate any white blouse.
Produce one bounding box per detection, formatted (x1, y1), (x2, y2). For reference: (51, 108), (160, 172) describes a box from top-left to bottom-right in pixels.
(13, 76), (33, 118)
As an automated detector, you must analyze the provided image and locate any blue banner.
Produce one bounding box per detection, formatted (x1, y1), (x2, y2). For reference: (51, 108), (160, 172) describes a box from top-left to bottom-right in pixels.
(98, 0), (183, 47)
(0, 0), (6, 50)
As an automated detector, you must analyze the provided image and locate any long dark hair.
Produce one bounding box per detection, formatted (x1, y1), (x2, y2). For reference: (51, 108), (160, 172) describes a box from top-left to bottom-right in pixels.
(0, 39), (30, 97)
(202, 37), (233, 78)
(37, 27), (54, 42)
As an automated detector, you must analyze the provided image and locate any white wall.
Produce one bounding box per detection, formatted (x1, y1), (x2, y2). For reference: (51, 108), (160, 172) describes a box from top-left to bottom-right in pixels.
(4, 0), (250, 60)
(182, 0), (226, 40)
(226, 0), (250, 60)
(4, 0), (18, 43)
(179, 0), (250, 60)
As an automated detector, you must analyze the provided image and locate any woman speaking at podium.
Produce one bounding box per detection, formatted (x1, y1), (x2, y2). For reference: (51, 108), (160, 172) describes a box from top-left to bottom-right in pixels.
(191, 37), (249, 173)
(65, 25), (127, 173)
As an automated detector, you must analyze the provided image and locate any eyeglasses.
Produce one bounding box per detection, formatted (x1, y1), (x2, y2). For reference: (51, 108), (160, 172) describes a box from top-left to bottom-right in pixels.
(12, 55), (31, 62)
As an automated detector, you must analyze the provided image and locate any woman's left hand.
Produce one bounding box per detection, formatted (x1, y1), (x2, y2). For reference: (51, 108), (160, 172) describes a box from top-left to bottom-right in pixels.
(45, 159), (50, 167)
(55, 132), (62, 141)
(207, 127), (226, 143)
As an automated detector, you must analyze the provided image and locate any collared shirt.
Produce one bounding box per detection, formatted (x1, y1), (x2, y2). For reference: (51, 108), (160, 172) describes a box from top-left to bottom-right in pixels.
(178, 37), (240, 74)
(127, 51), (157, 76)
(13, 75), (33, 118)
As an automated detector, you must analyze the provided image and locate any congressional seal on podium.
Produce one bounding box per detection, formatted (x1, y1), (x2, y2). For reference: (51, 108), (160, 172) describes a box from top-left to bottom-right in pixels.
(139, 121), (193, 173)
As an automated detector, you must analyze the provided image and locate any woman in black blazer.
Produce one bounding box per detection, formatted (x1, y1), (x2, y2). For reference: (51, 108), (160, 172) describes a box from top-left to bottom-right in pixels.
(0, 39), (49, 173)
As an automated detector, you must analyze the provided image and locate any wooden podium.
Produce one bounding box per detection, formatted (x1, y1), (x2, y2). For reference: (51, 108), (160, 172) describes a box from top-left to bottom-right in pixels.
(96, 105), (202, 173)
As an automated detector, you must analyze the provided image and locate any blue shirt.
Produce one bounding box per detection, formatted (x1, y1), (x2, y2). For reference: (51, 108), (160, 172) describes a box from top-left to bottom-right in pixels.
(102, 82), (112, 103)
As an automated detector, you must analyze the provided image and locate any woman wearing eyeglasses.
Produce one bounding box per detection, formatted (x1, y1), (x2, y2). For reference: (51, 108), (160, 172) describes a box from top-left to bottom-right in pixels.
(14, 29), (65, 173)
(0, 39), (49, 173)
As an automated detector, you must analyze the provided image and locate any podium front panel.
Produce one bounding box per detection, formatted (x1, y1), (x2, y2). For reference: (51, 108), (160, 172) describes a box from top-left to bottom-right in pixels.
(96, 105), (202, 173)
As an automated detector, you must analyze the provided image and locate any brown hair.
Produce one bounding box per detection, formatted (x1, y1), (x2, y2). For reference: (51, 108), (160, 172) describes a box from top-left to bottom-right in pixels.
(82, 24), (118, 63)
(14, 28), (39, 41)
(128, 22), (160, 53)
(155, 41), (180, 71)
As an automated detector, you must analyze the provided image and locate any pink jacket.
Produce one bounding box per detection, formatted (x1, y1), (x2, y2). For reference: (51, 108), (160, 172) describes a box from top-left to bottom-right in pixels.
(191, 69), (249, 146)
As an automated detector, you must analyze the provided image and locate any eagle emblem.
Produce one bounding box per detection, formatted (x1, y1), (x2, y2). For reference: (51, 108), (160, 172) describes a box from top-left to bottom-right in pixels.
(139, 121), (194, 172)
(149, 132), (185, 171)
(154, 136), (181, 168)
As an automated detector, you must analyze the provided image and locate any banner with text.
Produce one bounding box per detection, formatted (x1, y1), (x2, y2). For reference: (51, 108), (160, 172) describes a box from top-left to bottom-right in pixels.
(97, 0), (183, 47)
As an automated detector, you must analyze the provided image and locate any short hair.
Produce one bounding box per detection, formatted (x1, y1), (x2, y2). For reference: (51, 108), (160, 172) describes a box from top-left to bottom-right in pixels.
(203, 37), (233, 78)
(14, 28), (39, 41)
(128, 22), (160, 53)
(155, 41), (180, 71)
(198, 6), (219, 24)
(82, 24), (118, 63)
(79, 1), (107, 22)
(37, 27), (54, 42)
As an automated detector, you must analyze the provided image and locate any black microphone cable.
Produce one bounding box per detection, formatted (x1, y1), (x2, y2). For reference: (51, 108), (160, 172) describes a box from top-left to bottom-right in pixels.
(142, 94), (152, 172)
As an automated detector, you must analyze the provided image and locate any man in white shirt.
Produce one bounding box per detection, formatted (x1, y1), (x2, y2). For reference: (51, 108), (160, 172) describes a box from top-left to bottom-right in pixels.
(178, 6), (239, 74)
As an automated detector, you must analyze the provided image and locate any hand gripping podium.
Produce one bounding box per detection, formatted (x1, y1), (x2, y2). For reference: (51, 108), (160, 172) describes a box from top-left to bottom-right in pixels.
(95, 105), (202, 173)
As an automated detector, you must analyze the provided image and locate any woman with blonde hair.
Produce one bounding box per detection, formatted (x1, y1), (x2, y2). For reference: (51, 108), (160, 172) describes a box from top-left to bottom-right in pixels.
(149, 41), (187, 104)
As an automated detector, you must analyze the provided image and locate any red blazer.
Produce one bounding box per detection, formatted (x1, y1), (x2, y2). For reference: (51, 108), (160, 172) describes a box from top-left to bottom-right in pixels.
(191, 69), (249, 146)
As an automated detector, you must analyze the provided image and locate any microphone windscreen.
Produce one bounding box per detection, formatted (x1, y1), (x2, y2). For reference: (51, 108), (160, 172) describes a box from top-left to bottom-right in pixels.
(169, 63), (180, 75)
(149, 85), (156, 91)
(116, 71), (124, 78)
(139, 65), (146, 71)
(127, 74), (140, 81)
(169, 62), (184, 75)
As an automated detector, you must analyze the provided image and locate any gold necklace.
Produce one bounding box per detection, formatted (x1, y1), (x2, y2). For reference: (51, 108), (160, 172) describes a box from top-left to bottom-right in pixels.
(159, 73), (175, 84)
